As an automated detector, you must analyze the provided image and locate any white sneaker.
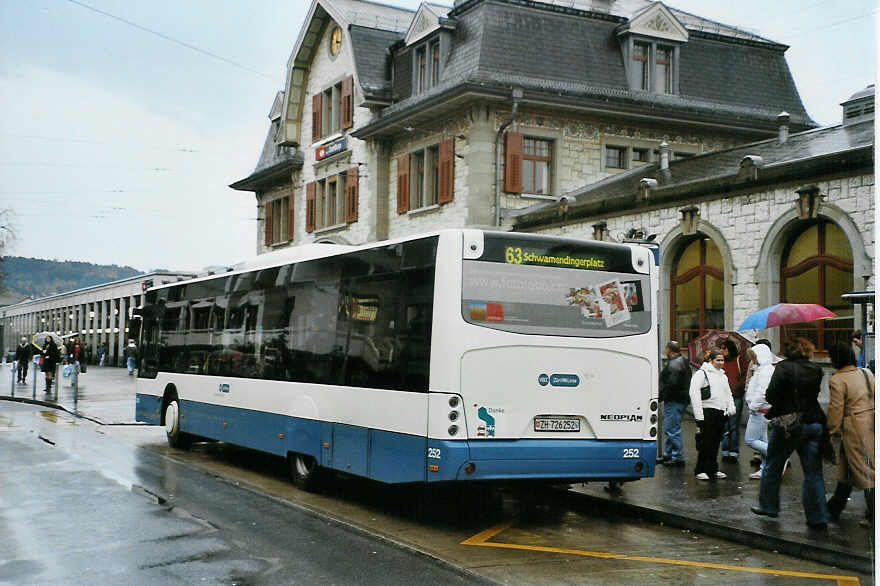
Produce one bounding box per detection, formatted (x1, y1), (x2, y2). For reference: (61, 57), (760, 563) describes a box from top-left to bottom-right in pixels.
(715, 471), (727, 479)
(695, 472), (710, 480)
(749, 470), (762, 479)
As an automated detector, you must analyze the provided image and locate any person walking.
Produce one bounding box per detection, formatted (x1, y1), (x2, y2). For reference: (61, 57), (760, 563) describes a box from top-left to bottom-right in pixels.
(720, 339), (746, 463)
(16, 337), (33, 384)
(689, 347), (737, 481)
(826, 342), (874, 528)
(124, 340), (138, 375)
(850, 330), (864, 368)
(40, 337), (61, 393)
(744, 342), (775, 479)
(752, 338), (828, 529)
(659, 341), (691, 467)
(99, 342), (107, 367)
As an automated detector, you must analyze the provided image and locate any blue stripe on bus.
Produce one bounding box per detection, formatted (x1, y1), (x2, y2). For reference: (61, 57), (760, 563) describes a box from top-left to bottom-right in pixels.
(135, 394), (655, 484)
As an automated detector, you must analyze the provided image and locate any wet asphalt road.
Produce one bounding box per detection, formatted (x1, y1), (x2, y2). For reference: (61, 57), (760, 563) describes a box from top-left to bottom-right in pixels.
(0, 402), (485, 585)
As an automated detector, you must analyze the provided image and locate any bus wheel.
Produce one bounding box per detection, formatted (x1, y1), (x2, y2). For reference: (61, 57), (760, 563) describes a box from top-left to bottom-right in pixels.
(164, 400), (191, 449)
(290, 453), (322, 491)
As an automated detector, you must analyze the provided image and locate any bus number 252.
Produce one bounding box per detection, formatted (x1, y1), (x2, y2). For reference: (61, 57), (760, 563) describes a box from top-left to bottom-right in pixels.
(622, 448), (639, 459)
(427, 448), (442, 459)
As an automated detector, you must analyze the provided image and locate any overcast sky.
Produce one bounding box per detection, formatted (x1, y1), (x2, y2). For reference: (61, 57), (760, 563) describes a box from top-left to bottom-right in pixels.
(0, 0), (875, 273)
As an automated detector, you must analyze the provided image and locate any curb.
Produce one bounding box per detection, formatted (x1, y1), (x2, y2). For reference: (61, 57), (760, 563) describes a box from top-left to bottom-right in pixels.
(565, 490), (872, 575)
(0, 395), (106, 426)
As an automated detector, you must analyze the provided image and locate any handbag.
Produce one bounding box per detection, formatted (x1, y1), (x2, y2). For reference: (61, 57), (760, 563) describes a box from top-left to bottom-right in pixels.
(768, 411), (802, 438)
(700, 371), (711, 400)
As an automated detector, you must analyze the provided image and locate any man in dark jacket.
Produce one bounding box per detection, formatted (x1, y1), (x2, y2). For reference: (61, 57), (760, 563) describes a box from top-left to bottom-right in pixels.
(16, 337), (32, 383)
(659, 341), (691, 466)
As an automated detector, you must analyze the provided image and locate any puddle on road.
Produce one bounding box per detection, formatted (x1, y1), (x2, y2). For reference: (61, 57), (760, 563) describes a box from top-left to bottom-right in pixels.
(38, 410), (77, 425)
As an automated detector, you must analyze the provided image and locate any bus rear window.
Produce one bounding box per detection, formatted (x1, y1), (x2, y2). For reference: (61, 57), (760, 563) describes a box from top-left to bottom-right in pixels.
(462, 260), (651, 338)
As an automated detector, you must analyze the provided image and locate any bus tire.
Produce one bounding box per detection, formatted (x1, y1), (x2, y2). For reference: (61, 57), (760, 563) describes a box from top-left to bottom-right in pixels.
(164, 399), (192, 449)
(290, 453), (322, 491)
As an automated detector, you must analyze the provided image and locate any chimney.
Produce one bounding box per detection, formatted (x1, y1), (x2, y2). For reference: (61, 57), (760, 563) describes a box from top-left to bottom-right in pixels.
(658, 141), (670, 171)
(841, 85), (875, 126)
(777, 111), (790, 144)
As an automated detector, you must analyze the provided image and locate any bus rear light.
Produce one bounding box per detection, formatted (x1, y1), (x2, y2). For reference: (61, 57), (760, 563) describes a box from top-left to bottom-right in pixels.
(650, 401), (658, 412)
(448, 396), (460, 408)
(464, 462), (476, 475)
(650, 414), (657, 424)
(635, 461), (643, 472)
(650, 427), (657, 437)
(448, 411), (459, 422)
(448, 425), (459, 436)
(429, 464), (439, 472)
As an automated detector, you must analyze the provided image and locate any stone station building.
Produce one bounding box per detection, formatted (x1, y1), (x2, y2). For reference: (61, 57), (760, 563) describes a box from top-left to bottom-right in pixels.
(232, 0), (815, 250)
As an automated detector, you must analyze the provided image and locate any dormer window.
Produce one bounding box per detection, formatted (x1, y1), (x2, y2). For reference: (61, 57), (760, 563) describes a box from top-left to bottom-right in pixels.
(414, 39), (442, 94)
(618, 3), (688, 95)
(626, 39), (678, 94)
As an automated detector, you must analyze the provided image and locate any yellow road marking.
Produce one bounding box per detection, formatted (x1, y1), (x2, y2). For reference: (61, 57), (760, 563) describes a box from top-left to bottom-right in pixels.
(461, 522), (860, 585)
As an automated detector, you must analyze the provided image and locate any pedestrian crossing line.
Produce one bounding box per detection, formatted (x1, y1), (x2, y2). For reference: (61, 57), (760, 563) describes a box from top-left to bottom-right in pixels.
(461, 522), (860, 585)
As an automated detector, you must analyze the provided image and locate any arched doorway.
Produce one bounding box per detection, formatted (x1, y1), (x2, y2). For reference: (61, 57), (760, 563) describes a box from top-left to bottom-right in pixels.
(780, 220), (853, 352)
(670, 235), (725, 347)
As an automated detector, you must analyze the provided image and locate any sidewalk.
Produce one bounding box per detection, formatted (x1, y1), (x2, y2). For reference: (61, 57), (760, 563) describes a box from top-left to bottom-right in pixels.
(0, 362), (137, 425)
(571, 415), (874, 574)
(0, 363), (873, 573)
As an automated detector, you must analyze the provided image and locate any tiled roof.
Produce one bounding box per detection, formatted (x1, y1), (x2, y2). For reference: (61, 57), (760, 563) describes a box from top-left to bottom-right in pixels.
(349, 25), (403, 99)
(512, 119), (874, 225)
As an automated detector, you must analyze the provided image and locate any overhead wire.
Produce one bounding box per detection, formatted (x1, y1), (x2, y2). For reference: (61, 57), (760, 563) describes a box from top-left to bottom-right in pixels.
(65, 0), (276, 81)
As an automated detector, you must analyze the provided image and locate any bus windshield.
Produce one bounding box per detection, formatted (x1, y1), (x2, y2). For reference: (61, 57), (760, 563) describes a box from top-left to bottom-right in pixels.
(462, 234), (652, 338)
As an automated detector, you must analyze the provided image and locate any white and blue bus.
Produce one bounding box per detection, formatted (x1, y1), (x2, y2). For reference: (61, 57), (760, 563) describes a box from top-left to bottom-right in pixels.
(135, 229), (659, 488)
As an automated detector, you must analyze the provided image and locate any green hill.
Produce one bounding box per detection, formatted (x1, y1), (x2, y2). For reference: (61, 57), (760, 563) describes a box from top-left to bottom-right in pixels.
(0, 256), (143, 303)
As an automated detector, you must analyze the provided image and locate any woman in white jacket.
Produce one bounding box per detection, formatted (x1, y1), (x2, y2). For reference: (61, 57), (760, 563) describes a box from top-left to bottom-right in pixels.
(689, 348), (738, 480)
(744, 343), (775, 479)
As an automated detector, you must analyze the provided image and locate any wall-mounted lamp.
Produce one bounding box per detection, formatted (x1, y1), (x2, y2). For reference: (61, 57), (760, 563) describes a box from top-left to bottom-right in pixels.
(639, 177), (658, 200)
(795, 185), (821, 220)
(558, 197), (570, 220)
(592, 221), (607, 241)
(679, 206), (700, 235)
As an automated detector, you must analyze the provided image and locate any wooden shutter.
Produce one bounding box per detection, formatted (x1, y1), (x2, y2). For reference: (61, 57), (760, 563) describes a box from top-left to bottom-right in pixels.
(287, 191), (294, 241)
(345, 167), (359, 223)
(504, 131), (523, 193)
(264, 200), (273, 246)
(311, 93), (322, 142)
(305, 182), (316, 233)
(437, 138), (454, 204)
(396, 154), (410, 214)
(341, 76), (354, 129)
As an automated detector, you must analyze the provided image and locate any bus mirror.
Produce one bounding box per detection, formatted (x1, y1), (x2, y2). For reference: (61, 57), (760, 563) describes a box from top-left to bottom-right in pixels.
(128, 315), (142, 341)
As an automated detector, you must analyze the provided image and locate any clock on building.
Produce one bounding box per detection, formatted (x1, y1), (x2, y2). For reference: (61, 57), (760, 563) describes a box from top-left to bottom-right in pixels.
(330, 26), (342, 56)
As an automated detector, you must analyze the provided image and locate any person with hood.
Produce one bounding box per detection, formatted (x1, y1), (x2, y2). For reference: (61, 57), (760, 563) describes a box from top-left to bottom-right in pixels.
(744, 342), (775, 479)
(16, 337), (33, 384)
(124, 340), (138, 375)
(826, 342), (874, 528)
(689, 347), (737, 481)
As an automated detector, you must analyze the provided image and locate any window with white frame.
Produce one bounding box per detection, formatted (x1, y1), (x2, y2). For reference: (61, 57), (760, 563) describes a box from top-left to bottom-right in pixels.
(627, 39), (678, 95)
(414, 39), (442, 94)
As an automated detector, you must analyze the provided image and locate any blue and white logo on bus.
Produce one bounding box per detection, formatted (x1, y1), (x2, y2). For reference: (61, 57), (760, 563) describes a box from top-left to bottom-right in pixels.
(538, 373), (549, 386)
(477, 407), (496, 437)
(550, 374), (580, 387)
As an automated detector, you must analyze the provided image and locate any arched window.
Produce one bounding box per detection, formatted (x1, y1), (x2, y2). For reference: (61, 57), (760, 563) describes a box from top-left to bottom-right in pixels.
(781, 220), (853, 352)
(671, 236), (724, 347)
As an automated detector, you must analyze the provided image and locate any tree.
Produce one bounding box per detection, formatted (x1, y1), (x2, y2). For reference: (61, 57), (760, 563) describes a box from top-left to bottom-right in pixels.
(0, 209), (16, 295)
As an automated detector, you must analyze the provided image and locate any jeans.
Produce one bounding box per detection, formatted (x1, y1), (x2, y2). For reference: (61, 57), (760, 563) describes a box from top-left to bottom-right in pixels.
(127, 357), (136, 374)
(663, 401), (687, 462)
(17, 361), (28, 382)
(758, 422), (828, 524)
(745, 411), (769, 469)
(721, 396), (744, 457)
